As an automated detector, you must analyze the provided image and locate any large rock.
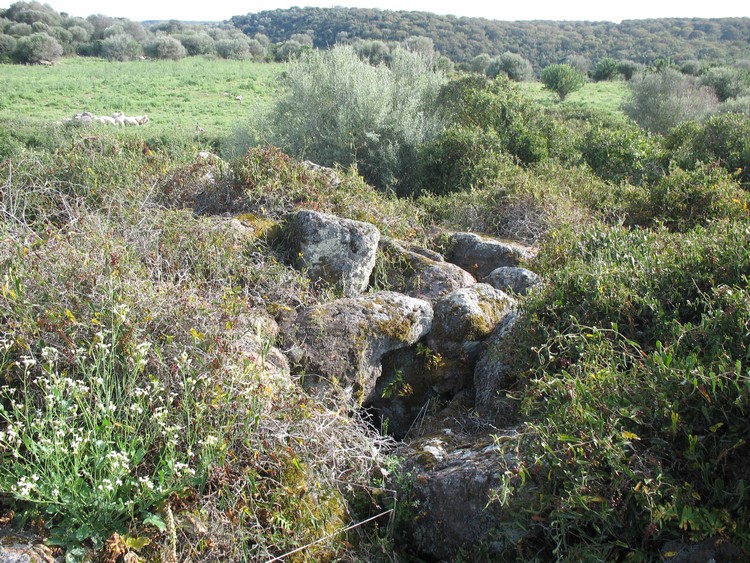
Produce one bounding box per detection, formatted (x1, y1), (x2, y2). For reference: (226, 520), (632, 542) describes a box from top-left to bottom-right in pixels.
(445, 232), (537, 279)
(375, 238), (476, 302)
(286, 210), (380, 297)
(483, 266), (541, 296)
(401, 431), (525, 560)
(280, 291), (433, 404)
(473, 310), (521, 422)
(428, 284), (516, 360)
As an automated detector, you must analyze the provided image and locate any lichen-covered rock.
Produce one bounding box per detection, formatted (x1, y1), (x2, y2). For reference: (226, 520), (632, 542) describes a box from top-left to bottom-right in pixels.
(286, 210), (380, 297)
(428, 284), (516, 360)
(280, 291), (433, 404)
(445, 232), (537, 279)
(401, 431), (525, 560)
(473, 310), (521, 422)
(483, 266), (541, 296)
(376, 238), (476, 302)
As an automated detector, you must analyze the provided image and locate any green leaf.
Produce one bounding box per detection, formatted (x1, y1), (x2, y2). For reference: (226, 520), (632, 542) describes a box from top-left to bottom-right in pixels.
(143, 513), (166, 532)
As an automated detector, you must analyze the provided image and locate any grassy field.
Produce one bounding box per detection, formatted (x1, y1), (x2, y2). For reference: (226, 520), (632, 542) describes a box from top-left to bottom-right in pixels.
(518, 79), (630, 117)
(0, 56), (284, 136)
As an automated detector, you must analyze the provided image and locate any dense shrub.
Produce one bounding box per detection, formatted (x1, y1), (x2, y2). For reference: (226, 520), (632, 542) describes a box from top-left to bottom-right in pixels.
(13, 30), (62, 62)
(176, 32), (215, 56)
(700, 65), (750, 102)
(592, 57), (619, 81)
(665, 113), (750, 184)
(581, 122), (663, 185)
(487, 51), (534, 81)
(435, 74), (561, 166)
(624, 68), (719, 134)
(100, 33), (142, 61)
(416, 126), (509, 195)
(237, 45), (446, 192)
(143, 35), (187, 60)
(494, 221), (750, 558)
(0, 33), (16, 59)
(215, 37), (251, 60)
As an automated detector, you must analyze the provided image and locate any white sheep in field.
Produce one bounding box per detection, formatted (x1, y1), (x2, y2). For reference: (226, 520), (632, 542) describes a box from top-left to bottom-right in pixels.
(98, 115), (116, 125)
(235, 95), (243, 102)
(112, 112), (125, 126)
(133, 115), (149, 125)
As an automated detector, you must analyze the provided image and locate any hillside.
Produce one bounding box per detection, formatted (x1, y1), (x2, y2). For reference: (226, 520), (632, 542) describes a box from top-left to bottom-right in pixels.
(230, 7), (750, 67)
(2, 45), (750, 562)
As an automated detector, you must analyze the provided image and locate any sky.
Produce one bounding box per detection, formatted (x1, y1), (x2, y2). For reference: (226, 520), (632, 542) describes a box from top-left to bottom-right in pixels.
(2, 0), (747, 23)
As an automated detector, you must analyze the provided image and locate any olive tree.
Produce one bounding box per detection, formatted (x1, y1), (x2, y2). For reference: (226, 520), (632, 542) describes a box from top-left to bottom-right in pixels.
(624, 68), (719, 134)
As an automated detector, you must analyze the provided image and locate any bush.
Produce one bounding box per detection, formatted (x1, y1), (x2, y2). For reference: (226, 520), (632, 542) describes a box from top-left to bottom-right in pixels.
(215, 37), (250, 60)
(644, 164), (749, 231)
(487, 51), (534, 82)
(143, 35), (186, 60)
(0, 33), (16, 59)
(541, 63), (587, 100)
(624, 68), (719, 134)
(699, 66), (750, 102)
(435, 74), (558, 166)
(591, 57), (619, 81)
(493, 220), (750, 558)
(665, 113), (750, 184)
(13, 31), (62, 63)
(176, 32), (215, 56)
(238, 45), (446, 192)
(100, 33), (142, 61)
(416, 126), (509, 195)
(581, 122), (663, 185)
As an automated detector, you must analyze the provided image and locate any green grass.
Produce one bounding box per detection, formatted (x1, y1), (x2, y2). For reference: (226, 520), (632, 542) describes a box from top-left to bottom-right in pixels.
(518, 79), (629, 118)
(0, 56), (284, 135)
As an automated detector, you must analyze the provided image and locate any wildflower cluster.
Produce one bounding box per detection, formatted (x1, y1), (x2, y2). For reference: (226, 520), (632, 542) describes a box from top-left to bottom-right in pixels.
(0, 309), (225, 548)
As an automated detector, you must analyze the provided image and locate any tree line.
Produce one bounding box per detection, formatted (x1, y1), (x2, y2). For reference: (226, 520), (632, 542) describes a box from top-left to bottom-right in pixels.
(2, 2), (749, 72)
(230, 7), (750, 69)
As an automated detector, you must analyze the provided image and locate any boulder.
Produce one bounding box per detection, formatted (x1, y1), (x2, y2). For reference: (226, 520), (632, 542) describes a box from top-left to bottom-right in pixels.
(285, 210), (380, 297)
(375, 237), (476, 302)
(280, 291), (433, 404)
(483, 266), (541, 296)
(445, 232), (537, 279)
(429, 284), (516, 356)
(401, 430), (525, 560)
(473, 310), (521, 422)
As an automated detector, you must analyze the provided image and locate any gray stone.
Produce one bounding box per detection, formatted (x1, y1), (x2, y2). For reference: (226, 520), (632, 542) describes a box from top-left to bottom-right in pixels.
(280, 291), (433, 404)
(483, 266), (541, 296)
(401, 431), (525, 560)
(473, 310), (521, 422)
(445, 232), (537, 279)
(286, 210), (380, 297)
(376, 237), (476, 302)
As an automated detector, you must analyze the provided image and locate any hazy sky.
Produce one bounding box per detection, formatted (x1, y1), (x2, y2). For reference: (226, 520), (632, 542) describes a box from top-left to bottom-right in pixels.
(2, 0), (747, 23)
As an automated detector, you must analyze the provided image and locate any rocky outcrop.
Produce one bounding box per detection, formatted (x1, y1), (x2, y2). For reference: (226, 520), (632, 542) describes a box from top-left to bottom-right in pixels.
(445, 232), (537, 279)
(483, 266), (541, 296)
(280, 291), (433, 404)
(285, 210), (380, 297)
(0, 530), (56, 563)
(376, 237), (476, 302)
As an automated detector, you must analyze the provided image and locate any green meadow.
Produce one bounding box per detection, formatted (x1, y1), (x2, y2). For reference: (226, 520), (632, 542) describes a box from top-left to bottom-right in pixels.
(0, 57), (284, 135)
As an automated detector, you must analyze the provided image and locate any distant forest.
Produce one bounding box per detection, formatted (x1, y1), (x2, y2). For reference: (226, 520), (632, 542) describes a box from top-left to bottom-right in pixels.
(230, 7), (750, 68)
